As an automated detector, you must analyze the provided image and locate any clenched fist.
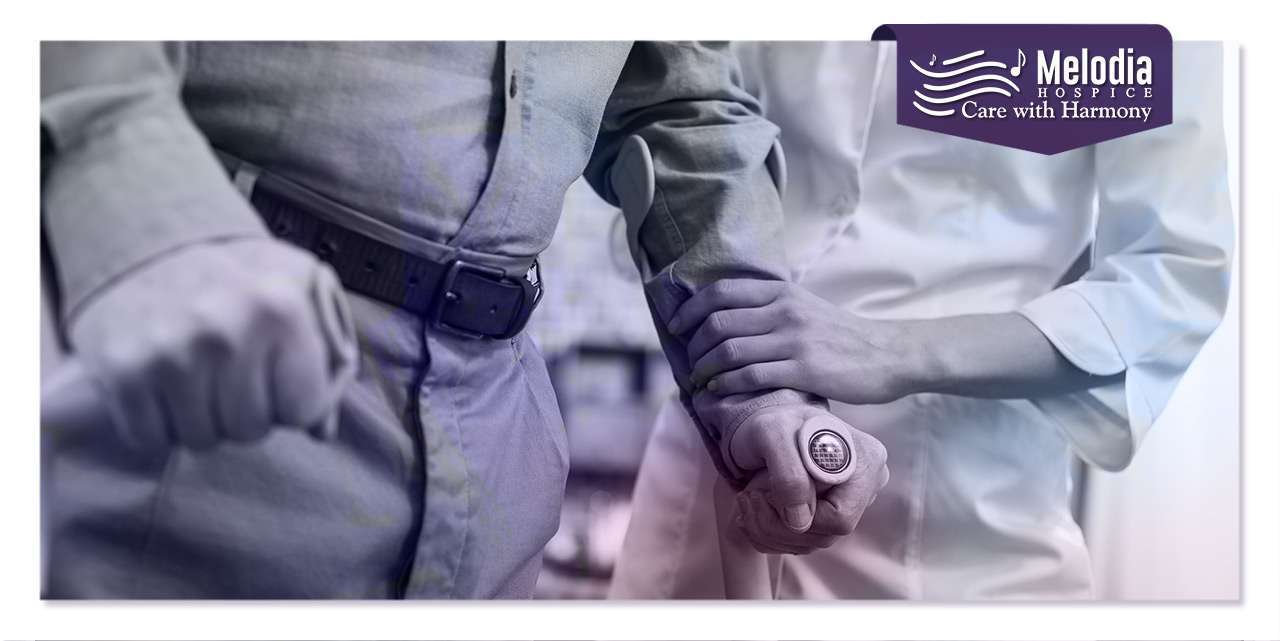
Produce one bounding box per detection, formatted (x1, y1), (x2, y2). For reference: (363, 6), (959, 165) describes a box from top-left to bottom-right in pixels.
(66, 237), (358, 450)
(725, 403), (889, 548)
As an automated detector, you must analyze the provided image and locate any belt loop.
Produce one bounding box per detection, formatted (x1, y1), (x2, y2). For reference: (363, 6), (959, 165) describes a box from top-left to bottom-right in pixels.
(212, 148), (262, 201)
(232, 161), (262, 200)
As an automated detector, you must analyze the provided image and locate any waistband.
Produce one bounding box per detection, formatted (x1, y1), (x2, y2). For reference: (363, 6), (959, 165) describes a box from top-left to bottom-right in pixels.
(214, 149), (542, 339)
(214, 150), (538, 276)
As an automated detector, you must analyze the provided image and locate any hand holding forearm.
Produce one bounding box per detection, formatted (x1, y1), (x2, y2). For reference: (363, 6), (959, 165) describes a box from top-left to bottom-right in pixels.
(671, 279), (1121, 404)
(588, 44), (893, 549)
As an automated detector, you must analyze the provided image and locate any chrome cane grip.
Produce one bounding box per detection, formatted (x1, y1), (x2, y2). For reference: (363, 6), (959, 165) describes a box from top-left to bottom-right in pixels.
(797, 414), (857, 490)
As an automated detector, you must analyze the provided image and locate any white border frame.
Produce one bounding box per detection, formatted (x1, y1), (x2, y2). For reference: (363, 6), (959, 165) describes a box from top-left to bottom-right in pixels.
(4, 1), (1276, 639)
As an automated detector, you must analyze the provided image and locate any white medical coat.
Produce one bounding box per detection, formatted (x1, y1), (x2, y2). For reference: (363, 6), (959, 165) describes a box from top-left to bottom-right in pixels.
(610, 41), (1233, 599)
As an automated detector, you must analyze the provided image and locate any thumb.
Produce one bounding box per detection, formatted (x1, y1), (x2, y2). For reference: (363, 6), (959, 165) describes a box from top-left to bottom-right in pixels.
(758, 427), (817, 532)
(305, 265), (358, 442)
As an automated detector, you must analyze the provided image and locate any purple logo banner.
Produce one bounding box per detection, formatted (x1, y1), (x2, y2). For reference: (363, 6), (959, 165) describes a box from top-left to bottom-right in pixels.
(872, 24), (1172, 154)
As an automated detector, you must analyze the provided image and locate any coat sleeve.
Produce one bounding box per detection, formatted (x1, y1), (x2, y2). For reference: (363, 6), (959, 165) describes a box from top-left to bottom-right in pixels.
(585, 41), (821, 481)
(41, 42), (267, 324)
(1017, 42), (1234, 471)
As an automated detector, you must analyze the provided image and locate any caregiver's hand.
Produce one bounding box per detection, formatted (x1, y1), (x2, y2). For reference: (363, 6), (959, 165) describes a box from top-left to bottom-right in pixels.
(731, 419), (890, 555)
(66, 237), (359, 451)
(671, 279), (925, 406)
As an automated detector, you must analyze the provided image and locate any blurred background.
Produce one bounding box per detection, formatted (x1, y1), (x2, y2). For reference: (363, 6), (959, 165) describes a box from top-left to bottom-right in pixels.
(522, 181), (678, 598)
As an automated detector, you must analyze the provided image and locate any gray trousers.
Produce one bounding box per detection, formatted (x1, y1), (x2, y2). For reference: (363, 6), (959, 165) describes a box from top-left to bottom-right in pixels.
(42, 292), (570, 598)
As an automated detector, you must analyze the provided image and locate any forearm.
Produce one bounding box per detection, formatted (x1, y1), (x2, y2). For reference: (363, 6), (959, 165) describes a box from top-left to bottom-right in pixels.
(42, 42), (266, 321)
(901, 312), (1123, 399)
(586, 42), (833, 486)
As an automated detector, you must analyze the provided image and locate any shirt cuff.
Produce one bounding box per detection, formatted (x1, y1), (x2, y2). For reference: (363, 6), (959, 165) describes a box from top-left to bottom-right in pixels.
(43, 109), (268, 322)
(1018, 287), (1125, 376)
(1017, 287), (1153, 471)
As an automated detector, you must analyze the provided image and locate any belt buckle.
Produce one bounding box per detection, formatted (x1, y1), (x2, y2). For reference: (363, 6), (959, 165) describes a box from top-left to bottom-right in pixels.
(428, 259), (507, 340)
(430, 258), (540, 342)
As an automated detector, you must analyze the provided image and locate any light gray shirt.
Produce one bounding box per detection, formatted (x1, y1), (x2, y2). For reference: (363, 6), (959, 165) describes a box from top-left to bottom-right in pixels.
(41, 41), (813, 471)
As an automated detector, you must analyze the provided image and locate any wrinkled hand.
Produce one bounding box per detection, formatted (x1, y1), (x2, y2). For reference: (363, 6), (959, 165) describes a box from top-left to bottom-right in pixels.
(727, 404), (888, 552)
(734, 443), (889, 555)
(67, 237), (358, 450)
(670, 279), (924, 406)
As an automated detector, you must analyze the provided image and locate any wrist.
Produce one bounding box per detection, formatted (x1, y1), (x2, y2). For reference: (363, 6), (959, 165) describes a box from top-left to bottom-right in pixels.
(722, 395), (825, 472)
(893, 319), (952, 396)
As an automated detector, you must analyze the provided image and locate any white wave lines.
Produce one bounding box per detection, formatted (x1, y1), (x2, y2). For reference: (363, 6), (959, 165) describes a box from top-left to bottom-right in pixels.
(911, 48), (1021, 117)
(922, 73), (1019, 93)
(914, 85), (1013, 104)
(909, 59), (1007, 79)
(942, 49), (985, 65)
(912, 102), (956, 117)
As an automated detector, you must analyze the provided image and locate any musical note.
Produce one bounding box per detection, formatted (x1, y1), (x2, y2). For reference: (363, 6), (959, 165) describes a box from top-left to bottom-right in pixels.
(1010, 48), (1027, 77)
(911, 48), (1022, 118)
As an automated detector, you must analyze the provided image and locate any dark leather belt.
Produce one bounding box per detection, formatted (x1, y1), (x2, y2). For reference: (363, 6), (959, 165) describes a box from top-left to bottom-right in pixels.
(247, 177), (542, 340)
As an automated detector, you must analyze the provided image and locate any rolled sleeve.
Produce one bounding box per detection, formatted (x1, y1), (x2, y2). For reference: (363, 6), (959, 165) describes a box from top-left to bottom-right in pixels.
(1019, 288), (1147, 471)
(585, 42), (817, 477)
(41, 42), (267, 323)
(1020, 288), (1127, 376)
(1016, 42), (1234, 471)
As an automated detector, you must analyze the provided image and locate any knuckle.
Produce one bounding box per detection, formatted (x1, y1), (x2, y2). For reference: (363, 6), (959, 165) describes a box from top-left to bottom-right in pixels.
(254, 282), (308, 328)
(743, 365), (769, 387)
(775, 473), (808, 497)
(146, 322), (194, 371)
(720, 338), (742, 365)
(187, 287), (224, 323)
(760, 423), (788, 447)
(95, 334), (149, 374)
(706, 311), (728, 337)
(189, 326), (233, 361)
(790, 337), (813, 360)
(779, 360), (803, 382)
(866, 437), (889, 469)
(693, 324), (718, 352)
(189, 304), (241, 355)
(779, 301), (802, 323)
(782, 331), (801, 352)
(711, 279), (736, 299)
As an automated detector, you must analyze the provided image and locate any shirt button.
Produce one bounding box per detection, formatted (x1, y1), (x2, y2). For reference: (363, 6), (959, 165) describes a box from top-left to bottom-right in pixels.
(509, 72), (518, 98)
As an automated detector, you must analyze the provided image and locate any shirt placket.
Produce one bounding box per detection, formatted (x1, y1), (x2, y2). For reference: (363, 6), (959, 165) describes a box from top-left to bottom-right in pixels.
(401, 42), (530, 598)
(446, 41), (529, 253)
